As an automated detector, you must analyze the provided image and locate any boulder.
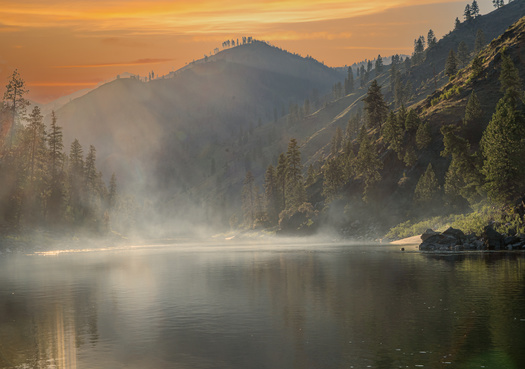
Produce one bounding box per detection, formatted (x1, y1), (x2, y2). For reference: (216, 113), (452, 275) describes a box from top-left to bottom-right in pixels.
(482, 225), (504, 250)
(442, 227), (465, 240)
(421, 229), (440, 242)
(419, 233), (457, 251)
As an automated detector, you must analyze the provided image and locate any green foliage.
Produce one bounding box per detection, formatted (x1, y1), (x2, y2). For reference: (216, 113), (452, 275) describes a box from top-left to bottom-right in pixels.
(403, 146), (417, 167)
(481, 93), (525, 205)
(404, 109), (420, 131)
(363, 80), (388, 131)
(499, 51), (522, 96)
(285, 138), (306, 211)
(427, 29), (437, 49)
(464, 91), (482, 125)
(469, 56), (484, 81)
(414, 163), (440, 204)
(322, 158), (345, 203)
(456, 41), (470, 68)
(432, 85), (462, 105)
(355, 134), (382, 201)
(375, 55), (383, 75)
(474, 29), (486, 54)
(415, 121), (432, 150)
(330, 127), (343, 155)
(445, 49), (458, 80)
(383, 111), (404, 158)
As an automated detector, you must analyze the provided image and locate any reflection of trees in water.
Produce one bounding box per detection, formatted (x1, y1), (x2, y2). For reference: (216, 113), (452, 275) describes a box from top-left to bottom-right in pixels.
(232, 250), (525, 368)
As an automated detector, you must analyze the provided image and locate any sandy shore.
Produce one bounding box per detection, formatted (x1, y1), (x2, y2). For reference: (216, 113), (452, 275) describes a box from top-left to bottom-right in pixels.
(389, 235), (422, 245)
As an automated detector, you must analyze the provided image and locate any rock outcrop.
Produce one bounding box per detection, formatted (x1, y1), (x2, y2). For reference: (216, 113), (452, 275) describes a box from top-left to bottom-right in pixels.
(419, 226), (525, 251)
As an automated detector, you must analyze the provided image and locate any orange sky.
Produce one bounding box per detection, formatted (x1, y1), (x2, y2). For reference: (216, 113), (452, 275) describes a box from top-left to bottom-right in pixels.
(0, 0), (493, 103)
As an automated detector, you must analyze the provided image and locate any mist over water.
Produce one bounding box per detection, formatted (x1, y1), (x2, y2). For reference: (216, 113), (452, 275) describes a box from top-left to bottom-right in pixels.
(1, 241), (524, 369)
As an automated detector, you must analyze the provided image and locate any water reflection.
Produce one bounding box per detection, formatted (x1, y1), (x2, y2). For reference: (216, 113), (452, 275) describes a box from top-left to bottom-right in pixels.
(0, 244), (524, 368)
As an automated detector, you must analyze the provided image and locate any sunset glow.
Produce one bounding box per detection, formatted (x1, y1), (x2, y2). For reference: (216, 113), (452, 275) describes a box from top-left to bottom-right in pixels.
(0, 0), (490, 103)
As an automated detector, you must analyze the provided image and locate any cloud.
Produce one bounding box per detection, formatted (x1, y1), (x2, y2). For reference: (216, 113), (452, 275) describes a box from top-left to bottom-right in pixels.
(341, 45), (411, 51)
(0, 0), (462, 35)
(54, 58), (174, 68)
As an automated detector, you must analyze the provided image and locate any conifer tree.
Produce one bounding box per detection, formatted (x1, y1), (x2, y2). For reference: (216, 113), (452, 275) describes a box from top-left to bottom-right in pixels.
(416, 122), (432, 150)
(463, 91), (483, 127)
(264, 165), (279, 224)
(241, 171), (256, 228)
(454, 18), (461, 30)
(375, 55), (383, 75)
(331, 127), (343, 155)
(445, 49), (457, 79)
(108, 173), (118, 210)
(285, 139), (306, 210)
(47, 111), (65, 223)
(457, 41), (470, 68)
(344, 67), (354, 95)
(481, 93), (525, 204)
(404, 109), (420, 131)
(414, 163), (440, 204)
(427, 29), (437, 49)
(471, 0), (480, 17)
(276, 153), (287, 211)
(355, 134), (382, 201)
(464, 4), (472, 22)
(471, 55), (483, 79)
(499, 51), (522, 96)
(305, 164), (316, 188)
(383, 111), (404, 158)
(3, 69), (29, 146)
(474, 29), (486, 53)
(322, 158), (345, 203)
(363, 80), (388, 131)
(403, 146), (417, 167)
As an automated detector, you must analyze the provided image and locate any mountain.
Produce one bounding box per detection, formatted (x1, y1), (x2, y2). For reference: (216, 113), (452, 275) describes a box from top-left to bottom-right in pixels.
(53, 41), (343, 195)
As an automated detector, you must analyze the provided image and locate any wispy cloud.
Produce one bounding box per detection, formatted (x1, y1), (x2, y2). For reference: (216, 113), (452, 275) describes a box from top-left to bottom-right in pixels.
(0, 0), (460, 35)
(54, 58), (173, 68)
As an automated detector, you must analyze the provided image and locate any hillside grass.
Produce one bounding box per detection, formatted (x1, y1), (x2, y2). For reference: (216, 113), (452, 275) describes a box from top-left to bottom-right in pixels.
(385, 205), (525, 240)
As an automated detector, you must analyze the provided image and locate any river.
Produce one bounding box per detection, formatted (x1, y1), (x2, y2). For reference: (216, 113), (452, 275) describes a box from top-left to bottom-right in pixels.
(1, 241), (524, 368)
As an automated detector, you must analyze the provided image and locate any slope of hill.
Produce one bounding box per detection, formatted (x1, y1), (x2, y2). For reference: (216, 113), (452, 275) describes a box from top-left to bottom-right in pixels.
(53, 41), (344, 194)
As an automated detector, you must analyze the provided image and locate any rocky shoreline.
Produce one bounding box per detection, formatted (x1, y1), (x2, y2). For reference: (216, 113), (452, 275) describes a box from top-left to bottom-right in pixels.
(419, 225), (525, 251)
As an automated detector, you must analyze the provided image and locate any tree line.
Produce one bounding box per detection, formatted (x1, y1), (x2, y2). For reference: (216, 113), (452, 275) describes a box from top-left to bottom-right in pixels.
(0, 70), (117, 234)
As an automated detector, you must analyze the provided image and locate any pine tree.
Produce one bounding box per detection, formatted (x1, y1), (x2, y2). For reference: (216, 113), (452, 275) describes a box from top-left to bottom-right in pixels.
(481, 93), (525, 204)
(414, 163), (440, 204)
(456, 41), (470, 68)
(499, 51), (522, 96)
(383, 111), (404, 158)
(493, 0), (504, 9)
(403, 146), (417, 167)
(471, 55), (483, 79)
(427, 29), (437, 49)
(3, 69), (30, 147)
(363, 80), (388, 131)
(404, 109), (420, 131)
(471, 0), (480, 17)
(108, 173), (117, 210)
(285, 138), (306, 210)
(416, 122), (432, 150)
(264, 165), (279, 224)
(344, 67), (354, 95)
(330, 127), (343, 155)
(276, 153), (287, 212)
(454, 17), (461, 30)
(464, 4), (472, 22)
(241, 171), (256, 228)
(355, 134), (383, 201)
(474, 29), (486, 53)
(375, 55), (383, 75)
(463, 91), (483, 127)
(445, 49), (457, 79)
(322, 158), (345, 203)
(47, 110), (65, 223)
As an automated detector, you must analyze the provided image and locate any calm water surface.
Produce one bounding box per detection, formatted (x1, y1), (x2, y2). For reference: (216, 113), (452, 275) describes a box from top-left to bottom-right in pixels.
(1, 241), (524, 369)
